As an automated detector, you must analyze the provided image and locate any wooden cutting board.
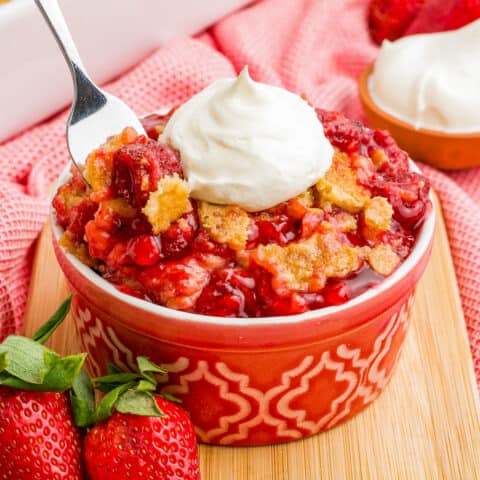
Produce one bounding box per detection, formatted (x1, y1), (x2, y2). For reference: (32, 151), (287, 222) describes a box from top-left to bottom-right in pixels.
(23, 197), (480, 479)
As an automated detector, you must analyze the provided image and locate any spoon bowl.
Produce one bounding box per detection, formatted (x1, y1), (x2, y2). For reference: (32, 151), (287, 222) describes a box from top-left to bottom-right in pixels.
(66, 74), (145, 171)
(359, 63), (480, 170)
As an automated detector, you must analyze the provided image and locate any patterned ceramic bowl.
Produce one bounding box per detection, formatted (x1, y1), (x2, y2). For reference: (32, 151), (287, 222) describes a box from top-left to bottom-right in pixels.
(50, 163), (435, 446)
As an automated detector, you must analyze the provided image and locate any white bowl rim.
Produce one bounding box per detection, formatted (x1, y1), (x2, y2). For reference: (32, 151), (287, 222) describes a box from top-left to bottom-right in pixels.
(50, 159), (435, 327)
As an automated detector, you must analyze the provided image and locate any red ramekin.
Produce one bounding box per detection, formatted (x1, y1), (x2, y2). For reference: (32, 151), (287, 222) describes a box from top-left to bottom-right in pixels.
(51, 162), (435, 446)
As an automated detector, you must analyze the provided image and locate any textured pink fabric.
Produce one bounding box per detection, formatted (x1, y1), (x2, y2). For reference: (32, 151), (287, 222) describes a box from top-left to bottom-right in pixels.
(1, 0), (479, 386)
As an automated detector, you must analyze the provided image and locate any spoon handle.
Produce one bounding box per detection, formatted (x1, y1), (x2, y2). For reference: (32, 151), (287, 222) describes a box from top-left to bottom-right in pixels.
(34, 0), (102, 186)
(34, 0), (106, 127)
(34, 0), (87, 77)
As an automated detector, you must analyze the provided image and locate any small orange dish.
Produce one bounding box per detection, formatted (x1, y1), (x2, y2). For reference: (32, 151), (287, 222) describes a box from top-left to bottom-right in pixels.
(359, 63), (480, 170)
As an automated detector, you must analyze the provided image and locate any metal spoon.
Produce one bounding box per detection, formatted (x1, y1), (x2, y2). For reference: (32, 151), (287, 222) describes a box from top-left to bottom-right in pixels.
(34, 0), (145, 186)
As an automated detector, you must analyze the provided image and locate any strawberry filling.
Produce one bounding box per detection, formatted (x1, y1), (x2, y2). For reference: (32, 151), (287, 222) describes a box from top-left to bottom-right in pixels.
(53, 108), (431, 317)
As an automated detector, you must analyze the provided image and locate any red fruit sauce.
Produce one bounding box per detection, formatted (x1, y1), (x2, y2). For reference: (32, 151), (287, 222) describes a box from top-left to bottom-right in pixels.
(53, 109), (431, 318)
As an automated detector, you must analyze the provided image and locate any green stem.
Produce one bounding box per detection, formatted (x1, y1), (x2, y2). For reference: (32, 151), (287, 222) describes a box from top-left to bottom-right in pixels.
(31, 294), (74, 344)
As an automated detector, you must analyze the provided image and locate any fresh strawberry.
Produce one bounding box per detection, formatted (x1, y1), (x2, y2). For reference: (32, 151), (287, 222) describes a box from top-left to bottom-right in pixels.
(0, 389), (84, 479)
(369, 0), (480, 44)
(406, 0), (480, 35)
(368, 0), (426, 43)
(0, 296), (87, 479)
(84, 357), (200, 480)
(85, 396), (199, 480)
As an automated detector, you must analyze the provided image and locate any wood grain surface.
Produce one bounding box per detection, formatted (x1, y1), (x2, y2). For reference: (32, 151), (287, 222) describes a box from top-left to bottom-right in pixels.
(24, 197), (480, 479)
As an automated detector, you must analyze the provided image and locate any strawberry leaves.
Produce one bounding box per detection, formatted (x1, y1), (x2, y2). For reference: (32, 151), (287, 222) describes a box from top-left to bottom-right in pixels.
(0, 294), (86, 392)
(70, 369), (96, 428)
(40, 352), (87, 391)
(0, 336), (46, 385)
(68, 356), (171, 427)
(115, 389), (161, 416)
(0, 348), (8, 372)
(92, 356), (168, 421)
(0, 294), (177, 433)
(94, 382), (134, 423)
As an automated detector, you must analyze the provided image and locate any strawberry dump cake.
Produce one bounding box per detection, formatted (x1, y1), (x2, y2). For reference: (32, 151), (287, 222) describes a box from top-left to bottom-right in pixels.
(52, 69), (431, 318)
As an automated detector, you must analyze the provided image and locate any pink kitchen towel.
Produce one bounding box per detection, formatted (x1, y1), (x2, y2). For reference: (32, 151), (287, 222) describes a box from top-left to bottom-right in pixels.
(0, 0), (479, 384)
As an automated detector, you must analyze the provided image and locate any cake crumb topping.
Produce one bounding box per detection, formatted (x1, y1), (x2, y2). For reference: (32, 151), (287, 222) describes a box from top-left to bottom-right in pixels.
(332, 212), (358, 232)
(316, 150), (371, 213)
(142, 174), (191, 234)
(198, 202), (251, 251)
(367, 244), (400, 276)
(253, 230), (362, 293)
(364, 196), (393, 232)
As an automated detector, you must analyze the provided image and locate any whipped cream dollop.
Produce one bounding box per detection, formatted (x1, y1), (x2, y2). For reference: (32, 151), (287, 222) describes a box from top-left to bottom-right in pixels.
(370, 19), (480, 133)
(160, 67), (333, 211)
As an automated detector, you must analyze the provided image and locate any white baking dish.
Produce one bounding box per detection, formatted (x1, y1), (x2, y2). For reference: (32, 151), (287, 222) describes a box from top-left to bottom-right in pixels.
(0, 0), (252, 141)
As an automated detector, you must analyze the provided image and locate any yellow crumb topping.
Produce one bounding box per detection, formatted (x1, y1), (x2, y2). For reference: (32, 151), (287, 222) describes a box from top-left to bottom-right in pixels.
(318, 227), (362, 278)
(296, 188), (316, 208)
(333, 212), (357, 232)
(316, 150), (371, 213)
(59, 233), (97, 267)
(142, 174), (191, 235)
(364, 197), (393, 233)
(198, 202), (251, 251)
(102, 127), (138, 153)
(56, 187), (86, 211)
(101, 198), (136, 218)
(253, 236), (325, 292)
(253, 230), (362, 293)
(84, 151), (112, 193)
(367, 244), (400, 276)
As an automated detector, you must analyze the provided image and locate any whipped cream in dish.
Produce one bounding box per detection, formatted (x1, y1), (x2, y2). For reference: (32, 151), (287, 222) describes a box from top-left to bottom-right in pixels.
(370, 19), (480, 133)
(161, 67), (333, 211)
